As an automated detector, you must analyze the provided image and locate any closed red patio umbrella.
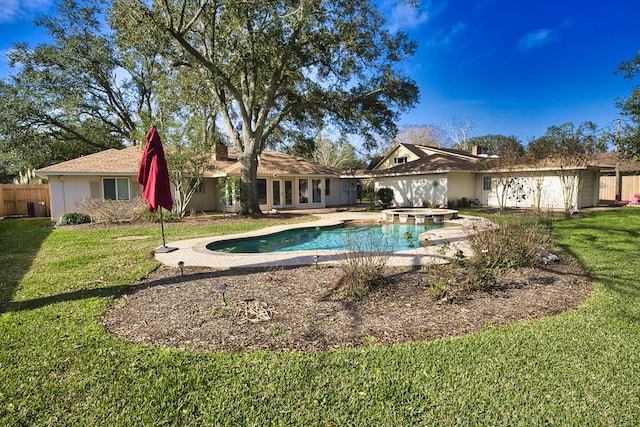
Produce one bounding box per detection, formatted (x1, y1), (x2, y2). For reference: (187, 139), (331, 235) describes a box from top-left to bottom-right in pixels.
(137, 126), (177, 253)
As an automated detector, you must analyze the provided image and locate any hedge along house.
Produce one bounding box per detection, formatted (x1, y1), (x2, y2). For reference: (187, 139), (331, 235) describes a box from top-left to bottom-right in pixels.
(36, 143), (349, 222)
(367, 143), (607, 212)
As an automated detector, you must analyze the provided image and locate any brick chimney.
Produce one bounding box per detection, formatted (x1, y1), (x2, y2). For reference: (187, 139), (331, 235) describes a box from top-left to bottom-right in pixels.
(213, 143), (228, 161)
(472, 145), (480, 156)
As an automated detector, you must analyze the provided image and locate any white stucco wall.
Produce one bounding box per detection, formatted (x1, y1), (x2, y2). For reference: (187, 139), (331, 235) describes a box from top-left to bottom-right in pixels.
(375, 174), (447, 207)
(483, 170), (600, 211)
(185, 178), (218, 212)
(447, 172), (477, 203)
(48, 174), (141, 222)
(325, 177), (342, 206)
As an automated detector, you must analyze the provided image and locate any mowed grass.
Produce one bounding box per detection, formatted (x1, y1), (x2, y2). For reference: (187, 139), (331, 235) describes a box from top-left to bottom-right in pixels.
(1, 209), (640, 425)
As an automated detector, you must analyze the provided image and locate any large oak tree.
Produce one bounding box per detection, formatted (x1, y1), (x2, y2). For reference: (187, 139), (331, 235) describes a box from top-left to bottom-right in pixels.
(111, 0), (419, 214)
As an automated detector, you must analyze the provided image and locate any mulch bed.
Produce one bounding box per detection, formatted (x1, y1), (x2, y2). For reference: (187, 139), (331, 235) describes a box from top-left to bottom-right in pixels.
(103, 255), (593, 353)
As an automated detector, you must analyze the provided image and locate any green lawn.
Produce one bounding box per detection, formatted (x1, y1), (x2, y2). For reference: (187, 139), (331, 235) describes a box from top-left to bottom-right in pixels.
(1, 210), (640, 425)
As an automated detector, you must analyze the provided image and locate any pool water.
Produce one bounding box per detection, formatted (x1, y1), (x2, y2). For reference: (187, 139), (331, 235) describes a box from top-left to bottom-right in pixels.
(206, 223), (452, 253)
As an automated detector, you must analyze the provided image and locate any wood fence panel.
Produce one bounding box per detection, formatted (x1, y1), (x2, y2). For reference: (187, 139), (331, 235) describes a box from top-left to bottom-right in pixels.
(0, 184), (51, 217)
(599, 175), (640, 202)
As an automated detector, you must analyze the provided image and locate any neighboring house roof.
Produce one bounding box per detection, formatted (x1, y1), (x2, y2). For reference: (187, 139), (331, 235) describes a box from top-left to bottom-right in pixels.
(35, 146), (341, 178)
(594, 152), (640, 173)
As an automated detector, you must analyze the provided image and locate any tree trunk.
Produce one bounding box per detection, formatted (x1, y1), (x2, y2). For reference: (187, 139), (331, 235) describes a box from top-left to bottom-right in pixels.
(238, 151), (262, 216)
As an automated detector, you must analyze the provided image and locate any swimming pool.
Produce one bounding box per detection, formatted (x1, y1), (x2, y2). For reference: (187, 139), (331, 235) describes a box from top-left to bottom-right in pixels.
(206, 223), (454, 253)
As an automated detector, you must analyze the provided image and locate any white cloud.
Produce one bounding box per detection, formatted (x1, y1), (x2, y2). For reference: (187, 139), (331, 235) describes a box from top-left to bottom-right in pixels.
(427, 21), (468, 47)
(0, 0), (53, 23)
(518, 28), (559, 51)
(385, 0), (435, 33)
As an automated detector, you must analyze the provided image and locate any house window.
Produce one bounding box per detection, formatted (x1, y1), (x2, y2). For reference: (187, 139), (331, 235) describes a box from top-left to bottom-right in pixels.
(257, 179), (267, 205)
(298, 179), (322, 204)
(299, 179), (309, 203)
(483, 177), (492, 191)
(103, 178), (130, 201)
(191, 179), (205, 193)
(285, 180), (293, 205)
(312, 179), (322, 203)
(325, 178), (331, 196)
(394, 156), (408, 164)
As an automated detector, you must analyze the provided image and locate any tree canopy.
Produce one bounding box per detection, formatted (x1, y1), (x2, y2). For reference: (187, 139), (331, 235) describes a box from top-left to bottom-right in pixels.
(110, 0), (419, 214)
(393, 124), (449, 148)
(526, 122), (608, 163)
(467, 134), (525, 159)
(616, 50), (640, 158)
(0, 0), (150, 181)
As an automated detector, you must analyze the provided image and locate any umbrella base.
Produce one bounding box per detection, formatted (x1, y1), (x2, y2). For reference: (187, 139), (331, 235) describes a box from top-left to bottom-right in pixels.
(155, 245), (178, 253)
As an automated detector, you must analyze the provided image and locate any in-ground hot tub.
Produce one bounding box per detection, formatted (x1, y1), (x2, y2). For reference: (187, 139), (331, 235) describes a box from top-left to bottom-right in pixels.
(381, 208), (459, 224)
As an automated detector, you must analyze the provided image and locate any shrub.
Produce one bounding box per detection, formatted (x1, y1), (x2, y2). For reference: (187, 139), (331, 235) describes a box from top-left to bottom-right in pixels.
(337, 227), (392, 297)
(377, 188), (394, 209)
(466, 215), (552, 289)
(76, 197), (148, 223)
(469, 216), (550, 271)
(138, 206), (176, 223)
(419, 215), (552, 296)
(75, 197), (174, 224)
(58, 212), (92, 226)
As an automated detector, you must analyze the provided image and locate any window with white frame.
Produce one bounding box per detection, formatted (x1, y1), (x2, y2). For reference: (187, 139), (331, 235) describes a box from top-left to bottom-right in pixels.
(483, 176), (492, 191)
(103, 178), (130, 201)
(299, 179), (309, 203)
(257, 179), (267, 205)
(312, 179), (322, 203)
(394, 156), (408, 164)
(298, 179), (323, 204)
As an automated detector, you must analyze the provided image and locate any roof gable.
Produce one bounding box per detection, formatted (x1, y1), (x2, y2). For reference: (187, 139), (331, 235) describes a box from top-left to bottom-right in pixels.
(371, 143), (480, 172)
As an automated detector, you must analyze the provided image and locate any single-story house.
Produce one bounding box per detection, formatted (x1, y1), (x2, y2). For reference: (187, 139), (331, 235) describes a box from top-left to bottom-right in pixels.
(36, 144), (358, 222)
(36, 140), (613, 221)
(367, 143), (609, 212)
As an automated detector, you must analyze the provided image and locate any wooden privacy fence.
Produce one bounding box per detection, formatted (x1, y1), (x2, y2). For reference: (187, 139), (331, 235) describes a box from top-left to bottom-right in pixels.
(0, 184), (51, 217)
(600, 175), (640, 202)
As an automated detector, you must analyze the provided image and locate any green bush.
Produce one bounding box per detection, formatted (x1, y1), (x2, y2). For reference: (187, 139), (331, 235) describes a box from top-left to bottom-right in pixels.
(377, 187), (394, 209)
(58, 212), (92, 226)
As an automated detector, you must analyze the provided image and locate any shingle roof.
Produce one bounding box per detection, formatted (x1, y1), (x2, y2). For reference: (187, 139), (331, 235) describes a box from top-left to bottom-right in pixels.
(371, 153), (483, 176)
(36, 146), (342, 177)
(36, 146), (143, 175)
(594, 152), (639, 172)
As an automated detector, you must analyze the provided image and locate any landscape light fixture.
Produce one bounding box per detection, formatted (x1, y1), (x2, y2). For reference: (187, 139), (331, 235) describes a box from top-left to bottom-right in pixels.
(178, 261), (184, 276)
(219, 283), (228, 304)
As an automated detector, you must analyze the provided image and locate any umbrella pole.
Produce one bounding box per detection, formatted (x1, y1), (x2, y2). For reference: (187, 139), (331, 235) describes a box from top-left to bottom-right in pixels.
(154, 207), (177, 253)
(159, 206), (167, 248)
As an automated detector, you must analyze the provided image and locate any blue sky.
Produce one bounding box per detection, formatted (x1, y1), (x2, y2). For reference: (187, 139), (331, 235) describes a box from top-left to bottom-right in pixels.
(1, 0), (639, 143)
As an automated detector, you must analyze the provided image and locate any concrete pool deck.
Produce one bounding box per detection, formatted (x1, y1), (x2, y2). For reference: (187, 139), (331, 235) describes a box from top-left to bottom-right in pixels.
(153, 211), (494, 269)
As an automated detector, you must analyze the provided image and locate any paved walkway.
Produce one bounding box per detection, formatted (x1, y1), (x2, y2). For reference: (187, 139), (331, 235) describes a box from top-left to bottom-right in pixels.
(154, 211), (492, 269)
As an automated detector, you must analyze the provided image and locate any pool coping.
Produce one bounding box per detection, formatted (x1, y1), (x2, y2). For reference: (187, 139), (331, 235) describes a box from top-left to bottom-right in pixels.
(153, 212), (493, 269)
